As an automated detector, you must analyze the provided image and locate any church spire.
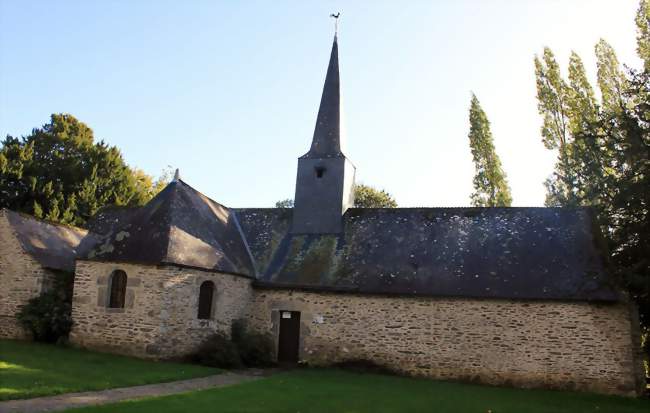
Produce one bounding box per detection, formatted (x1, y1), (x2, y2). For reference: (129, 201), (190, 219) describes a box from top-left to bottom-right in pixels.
(292, 29), (356, 234)
(302, 34), (343, 159)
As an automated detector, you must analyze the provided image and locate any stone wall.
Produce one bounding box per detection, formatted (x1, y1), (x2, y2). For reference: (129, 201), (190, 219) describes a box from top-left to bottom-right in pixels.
(0, 210), (54, 339)
(248, 288), (644, 396)
(70, 260), (253, 358)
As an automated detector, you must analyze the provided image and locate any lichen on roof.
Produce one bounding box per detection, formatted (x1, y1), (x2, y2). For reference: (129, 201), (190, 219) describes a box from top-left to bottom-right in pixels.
(82, 180), (256, 276)
(76, 183), (619, 301)
(237, 207), (620, 301)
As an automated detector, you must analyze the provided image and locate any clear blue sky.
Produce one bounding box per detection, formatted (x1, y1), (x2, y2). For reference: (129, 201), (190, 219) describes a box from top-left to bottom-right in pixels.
(0, 0), (641, 207)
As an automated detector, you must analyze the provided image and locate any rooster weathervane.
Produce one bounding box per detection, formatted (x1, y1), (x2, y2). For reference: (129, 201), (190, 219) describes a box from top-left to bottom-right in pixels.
(330, 12), (341, 34)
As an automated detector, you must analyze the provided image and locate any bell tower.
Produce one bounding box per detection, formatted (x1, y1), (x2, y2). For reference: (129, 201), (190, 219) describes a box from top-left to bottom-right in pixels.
(291, 34), (355, 234)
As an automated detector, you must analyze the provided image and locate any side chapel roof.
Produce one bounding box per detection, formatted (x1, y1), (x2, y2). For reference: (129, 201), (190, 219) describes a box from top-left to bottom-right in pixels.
(82, 179), (256, 276)
(2, 209), (98, 272)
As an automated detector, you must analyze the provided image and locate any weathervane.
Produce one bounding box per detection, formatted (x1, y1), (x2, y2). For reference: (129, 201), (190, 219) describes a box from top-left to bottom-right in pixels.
(330, 12), (340, 35)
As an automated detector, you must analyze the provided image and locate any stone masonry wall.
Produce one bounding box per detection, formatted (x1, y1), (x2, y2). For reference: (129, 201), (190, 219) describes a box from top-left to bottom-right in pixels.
(70, 260), (252, 358)
(0, 210), (55, 339)
(248, 288), (643, 396)
(154, 266), (253, 357)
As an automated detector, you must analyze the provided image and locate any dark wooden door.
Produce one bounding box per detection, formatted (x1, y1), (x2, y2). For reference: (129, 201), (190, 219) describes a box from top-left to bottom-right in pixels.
(277, 311), (300, 363)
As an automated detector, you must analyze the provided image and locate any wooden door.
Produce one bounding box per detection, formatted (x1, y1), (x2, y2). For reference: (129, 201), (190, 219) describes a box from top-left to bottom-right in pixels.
(277, 311), (300, 363)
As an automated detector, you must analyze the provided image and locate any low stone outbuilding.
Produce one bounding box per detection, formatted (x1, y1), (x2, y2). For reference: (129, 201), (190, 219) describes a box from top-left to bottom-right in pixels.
(1, 34), (646, 397)
(0, 209), (96, 338)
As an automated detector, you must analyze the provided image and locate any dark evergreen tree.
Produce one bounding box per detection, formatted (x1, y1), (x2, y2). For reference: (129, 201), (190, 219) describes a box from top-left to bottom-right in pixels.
(0, 114), (162, 226)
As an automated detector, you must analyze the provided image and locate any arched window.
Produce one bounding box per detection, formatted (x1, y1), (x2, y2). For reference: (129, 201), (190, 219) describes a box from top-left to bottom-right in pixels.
(108, 270), (127, 308)
(197, 281), (215, 320)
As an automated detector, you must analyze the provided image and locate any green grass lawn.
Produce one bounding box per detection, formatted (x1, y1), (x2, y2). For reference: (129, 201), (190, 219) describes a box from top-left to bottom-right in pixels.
(64, 369), (649, 413)
(0, 339), (218, 401)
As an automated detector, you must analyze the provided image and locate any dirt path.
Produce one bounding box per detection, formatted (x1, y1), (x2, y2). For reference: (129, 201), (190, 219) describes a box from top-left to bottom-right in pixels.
(0, 370), (271, 413)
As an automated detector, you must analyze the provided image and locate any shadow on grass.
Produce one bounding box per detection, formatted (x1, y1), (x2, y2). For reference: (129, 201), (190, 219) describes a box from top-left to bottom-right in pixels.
(0, 339), (218, 401)
(63, 368), (650, 413)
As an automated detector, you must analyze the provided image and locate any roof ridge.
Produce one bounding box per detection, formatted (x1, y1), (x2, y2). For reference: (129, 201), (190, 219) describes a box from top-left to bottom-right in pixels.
(160, 183), (178, 265)
(0, 210), (29, 257)
(177, 179), (230, 210)
(2, 208), (89, 233)
(230, 209), (259, 278)
(345, 206), (592, 210)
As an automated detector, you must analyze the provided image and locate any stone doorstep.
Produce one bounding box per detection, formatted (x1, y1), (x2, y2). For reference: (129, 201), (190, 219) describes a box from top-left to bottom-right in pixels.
(0, 370), (274, 413)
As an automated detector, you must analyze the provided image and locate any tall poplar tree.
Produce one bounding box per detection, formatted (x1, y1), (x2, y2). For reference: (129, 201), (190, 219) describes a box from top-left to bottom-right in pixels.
(534, 0), (650, 360)
(467, 94), (512, 207)
(637, 0), (650, 69)
(534, 48), (578, 206)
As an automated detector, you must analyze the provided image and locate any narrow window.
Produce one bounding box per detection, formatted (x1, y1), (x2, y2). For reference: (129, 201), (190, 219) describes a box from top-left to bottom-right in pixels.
(198, 281), (215, 320)
(108, 270), (127, 308)
(315, 166), (326, 178)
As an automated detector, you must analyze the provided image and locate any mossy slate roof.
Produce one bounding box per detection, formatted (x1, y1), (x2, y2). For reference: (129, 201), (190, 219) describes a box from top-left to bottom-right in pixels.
(80, 181), (619, 301)
(235, 207), (619, 301)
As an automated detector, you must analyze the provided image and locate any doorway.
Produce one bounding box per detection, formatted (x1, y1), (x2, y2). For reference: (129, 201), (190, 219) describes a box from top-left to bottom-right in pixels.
(277, 311), (300, 363)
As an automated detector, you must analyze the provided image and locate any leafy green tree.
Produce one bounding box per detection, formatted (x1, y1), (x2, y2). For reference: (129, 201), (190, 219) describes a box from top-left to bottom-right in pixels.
(637, 0), (650, 69)
(0, 114), (160, 226)
(353, 184), (397, 208)
(132, 165), (174, 201)
(534, 48), (577, 206)
(275, 199), (294, 208)
(274, 184), (397, 209)
(534, 0), (650, 365)
(596, 39), (629, 116)
(467, 94), (512, 207)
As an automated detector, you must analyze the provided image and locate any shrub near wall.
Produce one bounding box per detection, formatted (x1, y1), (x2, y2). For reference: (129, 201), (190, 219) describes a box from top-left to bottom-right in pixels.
(231, 319), (274, 367)
(192, 320), (274, 369)
(17, 270), (73, 342)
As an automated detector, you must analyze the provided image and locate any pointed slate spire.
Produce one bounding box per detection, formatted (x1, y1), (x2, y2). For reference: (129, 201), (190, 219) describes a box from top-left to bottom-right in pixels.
(302, 34), (343, 158)
(292, 31), (355, 234)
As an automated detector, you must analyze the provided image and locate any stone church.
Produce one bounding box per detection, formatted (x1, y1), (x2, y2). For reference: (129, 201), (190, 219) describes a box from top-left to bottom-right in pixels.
(0, 34), (645, 396)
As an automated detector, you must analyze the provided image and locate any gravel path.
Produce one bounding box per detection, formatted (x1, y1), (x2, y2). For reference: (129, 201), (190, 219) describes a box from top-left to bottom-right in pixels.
(0, 370), (271, 413)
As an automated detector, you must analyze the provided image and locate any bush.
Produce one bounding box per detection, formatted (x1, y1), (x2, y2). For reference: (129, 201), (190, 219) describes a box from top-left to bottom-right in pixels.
(192, 320), (274, 369)
(16, 270), (74, 342)
(231, 320), (274, 367)
(17, 290), (72, 342)
(192, 333), (242, 369)
(333, 359), (397, 375)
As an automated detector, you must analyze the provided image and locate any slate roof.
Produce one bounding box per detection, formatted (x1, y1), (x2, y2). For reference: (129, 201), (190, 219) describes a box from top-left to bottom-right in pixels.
(235, 207), (620, 301)
(85, 206), (139, 235)
(82, 180), (256, 276)
(301, 34), (344, 159)
(76, 177), (620, 302)
(3, 209), (98, 272)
